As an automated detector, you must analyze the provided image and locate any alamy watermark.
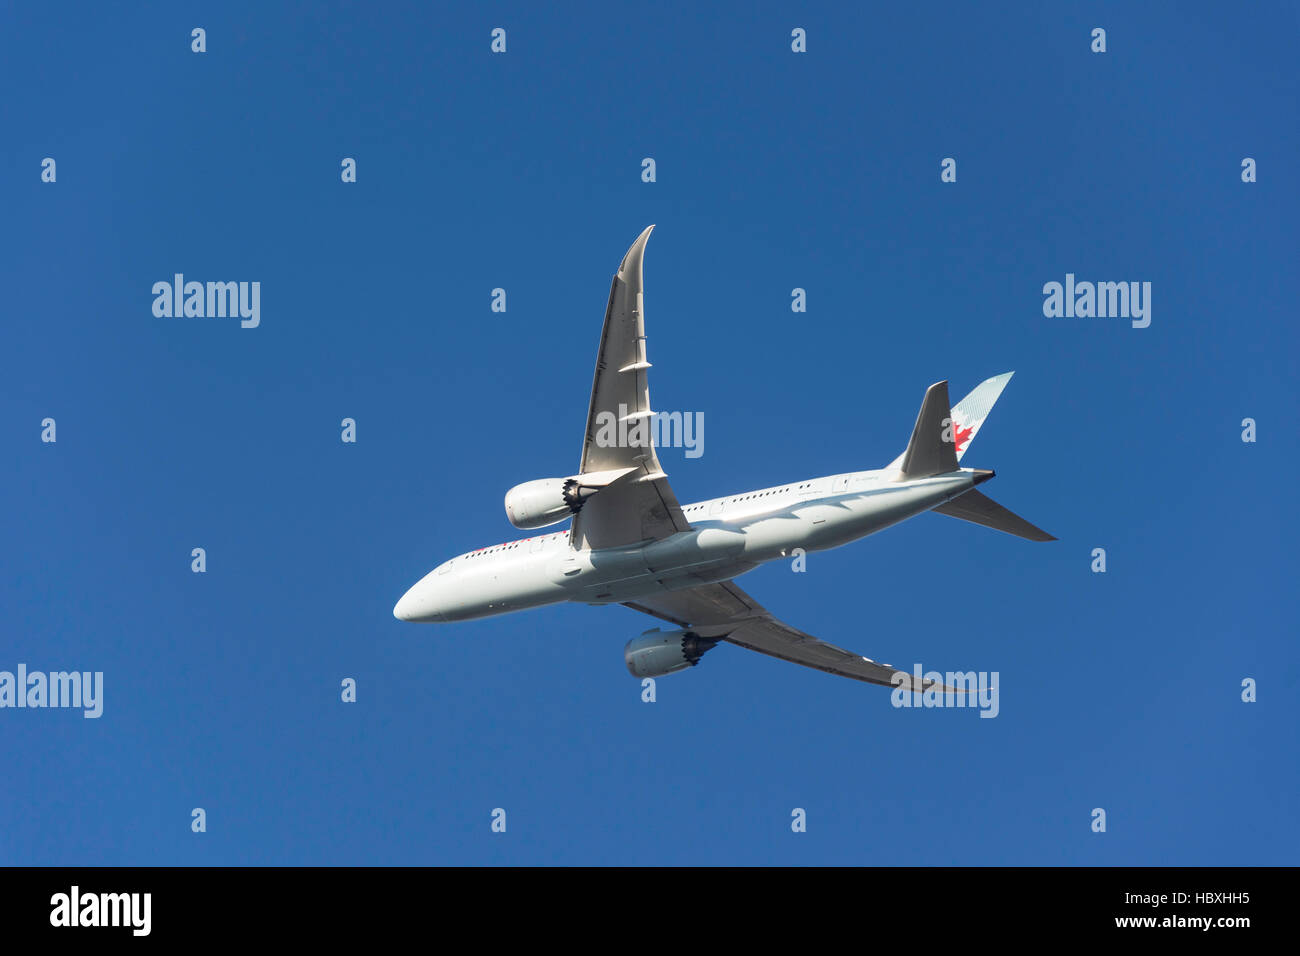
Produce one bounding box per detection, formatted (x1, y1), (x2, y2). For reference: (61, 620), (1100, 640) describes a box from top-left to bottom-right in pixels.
(892, 665), (999, 718)
(50, 886), (150, 936)
(593, 404), (704, 458)
(1042, 273), (1151, 328)
(0, 664), (103, 718)
(152, 274), (260, 328)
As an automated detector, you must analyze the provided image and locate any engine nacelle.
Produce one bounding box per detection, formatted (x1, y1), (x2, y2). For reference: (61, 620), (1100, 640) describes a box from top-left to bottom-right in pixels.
(624, 628), (718, 678)
(504, 468), (634, 530)
(504, 478), (581, 530)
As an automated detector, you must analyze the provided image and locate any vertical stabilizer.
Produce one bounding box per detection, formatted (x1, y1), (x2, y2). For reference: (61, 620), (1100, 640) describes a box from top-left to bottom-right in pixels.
(898, 381), (959, 478)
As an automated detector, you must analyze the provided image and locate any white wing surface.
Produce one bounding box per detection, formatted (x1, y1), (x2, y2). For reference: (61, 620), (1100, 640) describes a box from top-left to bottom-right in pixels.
(571, 226), (692, 550)
(624, 582), (953, 691)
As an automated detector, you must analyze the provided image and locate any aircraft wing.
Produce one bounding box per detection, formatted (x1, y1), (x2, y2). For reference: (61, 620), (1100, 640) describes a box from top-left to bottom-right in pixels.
(623, 581), (950, 691)
(571, 226), (692, 551)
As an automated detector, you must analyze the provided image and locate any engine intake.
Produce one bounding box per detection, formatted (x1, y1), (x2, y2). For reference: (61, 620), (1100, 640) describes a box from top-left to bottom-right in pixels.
(624, 628), (718, 678)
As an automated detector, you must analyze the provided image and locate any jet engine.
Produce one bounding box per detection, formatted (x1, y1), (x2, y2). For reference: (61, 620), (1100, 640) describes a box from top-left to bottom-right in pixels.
(504, 468), (634, 530)
(624, 628), (718, 678)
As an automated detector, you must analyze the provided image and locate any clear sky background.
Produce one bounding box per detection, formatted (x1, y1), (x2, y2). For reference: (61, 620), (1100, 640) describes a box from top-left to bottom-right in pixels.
(2, 2), (1296, 865)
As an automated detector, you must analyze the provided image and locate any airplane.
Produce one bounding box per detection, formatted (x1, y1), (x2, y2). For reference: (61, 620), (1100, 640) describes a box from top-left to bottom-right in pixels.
(394, 225), (1054, 690)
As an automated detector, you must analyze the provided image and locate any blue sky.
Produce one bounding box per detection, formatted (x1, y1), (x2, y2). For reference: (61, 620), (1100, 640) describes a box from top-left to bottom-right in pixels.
(2, 1), (1296, 865)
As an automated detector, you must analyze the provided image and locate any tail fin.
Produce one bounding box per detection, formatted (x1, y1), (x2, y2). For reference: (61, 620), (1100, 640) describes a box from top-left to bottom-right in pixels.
(950, 371), (1013, 462)
(885, 372), (1054, 541)
(932, 488), (1056, 541)
(897, 381), (959, 478)
(885, 373), (1016, 475)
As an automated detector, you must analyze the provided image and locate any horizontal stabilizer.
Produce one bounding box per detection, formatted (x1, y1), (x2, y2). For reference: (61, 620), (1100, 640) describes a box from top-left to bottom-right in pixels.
(932, 489), (1056, 542)
(899, 381), (959, 478)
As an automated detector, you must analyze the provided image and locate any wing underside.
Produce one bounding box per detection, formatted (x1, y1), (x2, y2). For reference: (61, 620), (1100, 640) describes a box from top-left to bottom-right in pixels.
(571, 226), (691, 551)
(624, 582), (951, 691)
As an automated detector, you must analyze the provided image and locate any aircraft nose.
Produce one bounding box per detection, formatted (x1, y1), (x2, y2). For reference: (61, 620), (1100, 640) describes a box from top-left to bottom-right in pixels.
(393, 579), (446, 622)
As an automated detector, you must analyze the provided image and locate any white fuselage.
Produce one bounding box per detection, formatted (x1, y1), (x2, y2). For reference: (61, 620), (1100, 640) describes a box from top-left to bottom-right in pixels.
(393, 467), (986, 622)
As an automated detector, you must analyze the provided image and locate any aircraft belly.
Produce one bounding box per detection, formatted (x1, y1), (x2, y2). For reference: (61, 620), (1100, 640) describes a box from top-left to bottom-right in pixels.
(798, 480), (970, 550)
(442, 555), (569, 620)
(576, 528), (751, 603)
(557, 480), (976, 605)
(718, 479), (974, 558)
(654, 559), (758, 591)
(642, 527), (746, 571)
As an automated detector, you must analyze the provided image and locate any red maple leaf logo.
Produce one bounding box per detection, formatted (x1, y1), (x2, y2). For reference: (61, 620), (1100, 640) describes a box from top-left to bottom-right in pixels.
(954, 422), (973, 454)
